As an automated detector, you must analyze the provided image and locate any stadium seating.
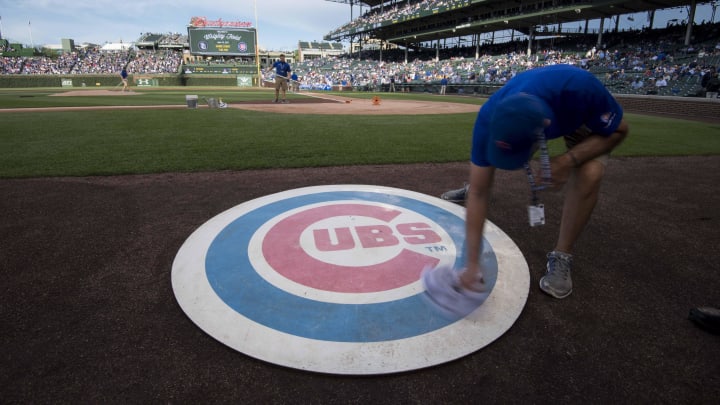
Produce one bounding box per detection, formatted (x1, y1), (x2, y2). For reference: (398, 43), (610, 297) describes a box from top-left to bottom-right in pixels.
(1, 18), (717, 100)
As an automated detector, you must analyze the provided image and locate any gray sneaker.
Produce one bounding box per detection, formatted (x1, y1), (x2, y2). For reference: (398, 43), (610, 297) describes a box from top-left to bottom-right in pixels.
(539, 251), (573, 299)
(441, 183), (469, 204)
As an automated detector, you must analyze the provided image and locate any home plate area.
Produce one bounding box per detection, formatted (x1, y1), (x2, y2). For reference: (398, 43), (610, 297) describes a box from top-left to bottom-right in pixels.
(171, 185), (530, 375)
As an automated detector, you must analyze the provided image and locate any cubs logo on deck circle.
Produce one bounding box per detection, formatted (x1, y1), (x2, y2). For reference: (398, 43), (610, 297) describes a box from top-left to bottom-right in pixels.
(172, 185), (529, 375)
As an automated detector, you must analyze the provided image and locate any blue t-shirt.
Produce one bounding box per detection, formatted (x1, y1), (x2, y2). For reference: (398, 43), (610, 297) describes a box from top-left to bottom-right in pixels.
(272, 60), (291, 78)
(471, 64), (623, 167)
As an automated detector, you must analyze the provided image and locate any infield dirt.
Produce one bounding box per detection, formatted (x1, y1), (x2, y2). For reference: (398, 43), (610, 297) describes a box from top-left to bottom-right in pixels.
(1, 94), (719, 403)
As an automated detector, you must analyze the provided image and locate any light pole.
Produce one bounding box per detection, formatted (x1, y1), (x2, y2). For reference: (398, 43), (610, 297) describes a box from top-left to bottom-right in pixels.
(254, 0), (262, 88)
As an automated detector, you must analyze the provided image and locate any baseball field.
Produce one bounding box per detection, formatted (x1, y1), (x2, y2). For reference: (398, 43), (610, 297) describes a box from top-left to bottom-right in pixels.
(1, 87), (719, 402)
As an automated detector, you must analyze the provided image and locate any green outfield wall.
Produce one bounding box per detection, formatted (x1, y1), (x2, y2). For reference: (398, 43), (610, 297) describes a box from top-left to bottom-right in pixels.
(0, 73), (261, 88)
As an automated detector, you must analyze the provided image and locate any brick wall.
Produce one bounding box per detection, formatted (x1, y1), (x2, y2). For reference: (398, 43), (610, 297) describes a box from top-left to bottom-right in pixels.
(615, 95), (720, 122)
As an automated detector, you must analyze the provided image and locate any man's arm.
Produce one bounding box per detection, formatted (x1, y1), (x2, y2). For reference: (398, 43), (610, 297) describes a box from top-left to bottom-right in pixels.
(551, 118), (629, 186)
(571, 118), (629, 161)
(460, 163), (495, 288)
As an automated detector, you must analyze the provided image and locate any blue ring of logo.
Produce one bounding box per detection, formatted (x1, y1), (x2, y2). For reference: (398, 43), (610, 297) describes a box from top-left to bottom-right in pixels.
(206, 191), (497, 342)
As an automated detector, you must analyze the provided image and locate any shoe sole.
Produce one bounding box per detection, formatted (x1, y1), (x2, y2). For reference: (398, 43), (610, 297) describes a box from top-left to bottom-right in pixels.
(441, 197), (465, 204)
(440, 186), (468, 205)
(440, 193), (466, 204)
(539, 279), (572, 299)
(689, 308), (720, 334)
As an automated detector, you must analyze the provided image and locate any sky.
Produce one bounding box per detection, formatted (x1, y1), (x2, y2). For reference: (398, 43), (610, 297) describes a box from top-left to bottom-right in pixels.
(0, 0), (717, 51)
(0, 0), (356, 51)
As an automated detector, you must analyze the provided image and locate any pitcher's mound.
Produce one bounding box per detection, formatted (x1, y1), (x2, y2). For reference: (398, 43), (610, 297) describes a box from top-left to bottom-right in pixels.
(51, 90), (140, 96)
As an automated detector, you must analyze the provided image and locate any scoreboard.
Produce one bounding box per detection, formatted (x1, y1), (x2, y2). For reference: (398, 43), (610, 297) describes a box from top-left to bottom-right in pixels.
(187, 27), (257, 56)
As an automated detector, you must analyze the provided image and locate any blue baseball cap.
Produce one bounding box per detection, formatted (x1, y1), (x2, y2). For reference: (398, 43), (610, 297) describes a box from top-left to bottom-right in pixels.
(487, 93), (550, 170)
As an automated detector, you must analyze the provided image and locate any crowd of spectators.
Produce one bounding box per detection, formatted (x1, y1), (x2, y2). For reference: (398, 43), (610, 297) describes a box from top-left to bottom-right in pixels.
(2, 17), (718, 98)
(0, 48), (182, 75)
(319, 0), (719, 96)
(329, 0), (471, 36)
(278, 53), (530, 91)
(573, 23), (720, 96)
(281, 46), (716, 96)
(283, 21), (720, 97)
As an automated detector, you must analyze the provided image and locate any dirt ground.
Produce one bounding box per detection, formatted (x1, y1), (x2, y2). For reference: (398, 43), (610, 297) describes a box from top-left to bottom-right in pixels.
(1, 92), (719, 403)
(49, 89), (142, 96)
(42, 89), (481, 115)
(227, 92), (481, 115)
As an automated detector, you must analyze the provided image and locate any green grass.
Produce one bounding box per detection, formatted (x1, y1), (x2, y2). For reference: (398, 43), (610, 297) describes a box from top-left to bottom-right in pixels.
(0, 89), (718, 178)
(0, 88), (278, 108)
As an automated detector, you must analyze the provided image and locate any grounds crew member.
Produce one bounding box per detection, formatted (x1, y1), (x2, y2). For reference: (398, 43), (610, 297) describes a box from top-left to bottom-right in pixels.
(267, 54), (291, 103)
(442, 64), (629, 300)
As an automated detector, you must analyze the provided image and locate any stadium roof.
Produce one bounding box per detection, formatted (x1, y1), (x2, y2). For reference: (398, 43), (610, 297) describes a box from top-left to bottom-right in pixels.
(326, 0), (707, 45)
(325, 0), (385, 7)
(470, 0), (699, 33)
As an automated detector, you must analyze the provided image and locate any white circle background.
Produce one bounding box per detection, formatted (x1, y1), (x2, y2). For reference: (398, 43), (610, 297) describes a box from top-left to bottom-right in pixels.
(171, 185), (530, 375)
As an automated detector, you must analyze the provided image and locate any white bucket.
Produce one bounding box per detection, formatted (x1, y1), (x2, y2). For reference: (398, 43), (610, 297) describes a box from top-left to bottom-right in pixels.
(185, 95), (198, 109)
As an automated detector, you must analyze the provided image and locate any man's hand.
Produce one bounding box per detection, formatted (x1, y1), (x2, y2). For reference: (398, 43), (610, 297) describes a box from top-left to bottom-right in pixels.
(540, 118), (629, 189)
(459, 265), (486, 292)
(543, 152), (576, 188)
